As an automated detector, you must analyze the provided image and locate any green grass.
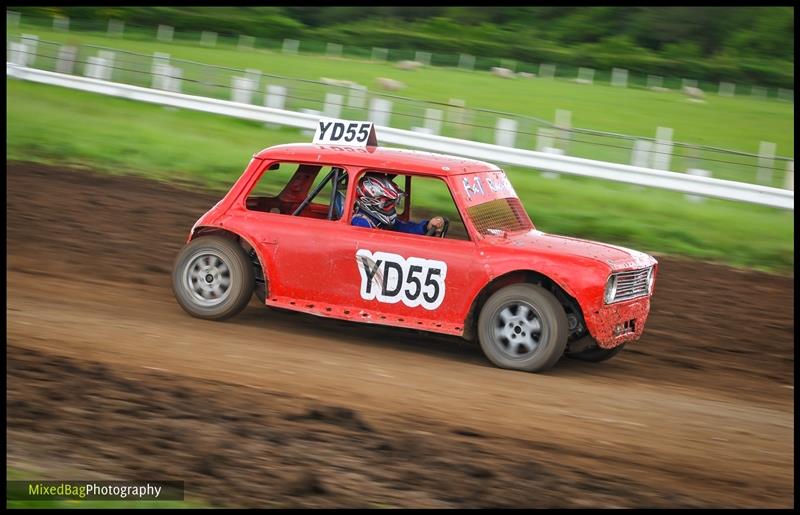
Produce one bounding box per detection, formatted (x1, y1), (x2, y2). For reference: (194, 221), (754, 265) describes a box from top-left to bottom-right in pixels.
(6, 78), (794, 274)
(8, 22), (794, 160)
(6, 468), (207, 509)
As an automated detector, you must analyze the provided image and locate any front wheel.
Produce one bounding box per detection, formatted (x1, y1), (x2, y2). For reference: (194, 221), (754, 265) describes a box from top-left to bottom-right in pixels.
(172, 236), (254, 320)
(477, 284), (568, 372)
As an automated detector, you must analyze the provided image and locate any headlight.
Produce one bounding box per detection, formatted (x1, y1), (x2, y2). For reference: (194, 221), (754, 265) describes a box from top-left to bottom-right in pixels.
(647, 266), (655, 295)
(604, 274), (617, 304)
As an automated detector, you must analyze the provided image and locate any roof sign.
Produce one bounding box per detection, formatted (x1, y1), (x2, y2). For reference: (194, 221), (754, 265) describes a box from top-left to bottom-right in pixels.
(313, 118), (378, 147)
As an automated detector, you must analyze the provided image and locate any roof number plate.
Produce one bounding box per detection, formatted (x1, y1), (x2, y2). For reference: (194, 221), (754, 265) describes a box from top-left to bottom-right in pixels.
(313, 118), (378, 147)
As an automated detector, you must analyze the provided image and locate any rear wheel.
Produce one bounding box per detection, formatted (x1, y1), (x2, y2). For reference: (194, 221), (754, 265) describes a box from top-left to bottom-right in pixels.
(477, 284), (568, 372)
(172, 236), (254, 320)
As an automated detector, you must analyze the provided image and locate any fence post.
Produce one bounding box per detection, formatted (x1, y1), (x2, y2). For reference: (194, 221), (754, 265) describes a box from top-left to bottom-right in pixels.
(458, 53), (475, 71)
(96, 50), (115, 81)
(495, 118), (518, 148)
(282, 39), (299, 55)
(757, 141), (776, 186)
(107, 19), (124, 37)
(647, 75), (664, 90)
(718, 82), (735, 97)
(368, 97), (392, 126)
(245, 68), (262, 92)
(685, 169), (711, 202)
(630, 139), (653, 168)
(785, 162), (794, 191)
(538, 63), (555, 79)
(555, 109), (572, 154)
(238, 35), (255, 51)
(576, 67), (594, 84)
(151, 52), (170, 90)
(53, 15), (69, 32)
(323, 93), (344, 119)
(201, 31), (217, 47)
(652, 127), (674, 170)
(424, 108), (443, 135)
(347, 84), (367, 110)
(55, 45), (78, 74)
(8, 42), (28, 66)
(157, 25), (174, 42)
(231, 76), (256, 104)
(20, 35), (39, 66)
(611, 67), (628, 87)
(264, 85), (288, 128)
(371, 47), (388, 62)
(326, 43), (342, 58)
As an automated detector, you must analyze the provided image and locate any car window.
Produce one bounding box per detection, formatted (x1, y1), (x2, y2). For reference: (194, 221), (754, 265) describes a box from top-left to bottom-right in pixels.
(349, 171), (470, 241)
(246, 162), (348, 221)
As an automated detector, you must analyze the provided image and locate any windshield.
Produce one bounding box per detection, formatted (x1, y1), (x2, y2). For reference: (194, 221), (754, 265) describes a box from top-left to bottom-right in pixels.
(453, 169), (534, 236)
(468, 197), (533, 236)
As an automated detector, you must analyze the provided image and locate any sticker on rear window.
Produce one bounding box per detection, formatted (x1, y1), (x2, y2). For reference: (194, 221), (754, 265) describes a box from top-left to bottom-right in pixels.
(356, 249), (447, 310)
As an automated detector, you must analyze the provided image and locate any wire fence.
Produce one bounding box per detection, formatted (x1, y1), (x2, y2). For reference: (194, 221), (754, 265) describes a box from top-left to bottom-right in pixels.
(8, 36), (795, 190)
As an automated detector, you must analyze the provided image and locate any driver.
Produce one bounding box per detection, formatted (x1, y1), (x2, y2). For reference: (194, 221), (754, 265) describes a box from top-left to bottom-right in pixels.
(351, 173), (445, 235)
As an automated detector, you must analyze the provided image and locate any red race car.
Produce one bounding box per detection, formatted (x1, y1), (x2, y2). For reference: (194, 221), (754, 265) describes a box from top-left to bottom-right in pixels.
(172, 119), (657, 372)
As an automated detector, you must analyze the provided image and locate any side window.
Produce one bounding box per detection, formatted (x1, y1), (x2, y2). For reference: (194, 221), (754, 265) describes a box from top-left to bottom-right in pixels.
(349, 171), (469, 241)
(408, 176), (470, 241)
(246, 162), (348, 221)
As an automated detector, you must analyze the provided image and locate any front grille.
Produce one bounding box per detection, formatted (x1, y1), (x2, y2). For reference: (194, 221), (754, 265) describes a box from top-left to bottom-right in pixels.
(611, 267), (651, 302)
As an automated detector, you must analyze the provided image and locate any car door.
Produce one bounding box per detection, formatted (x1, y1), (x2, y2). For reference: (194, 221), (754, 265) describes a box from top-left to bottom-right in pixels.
(327, 175), (485, 333)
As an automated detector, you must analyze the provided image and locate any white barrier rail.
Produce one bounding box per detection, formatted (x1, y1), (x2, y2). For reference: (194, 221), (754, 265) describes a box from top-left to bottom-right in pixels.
(7, 63), (794, 210)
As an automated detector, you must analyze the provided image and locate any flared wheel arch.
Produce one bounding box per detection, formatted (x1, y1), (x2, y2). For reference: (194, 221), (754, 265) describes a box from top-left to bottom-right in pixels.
(191, 226), (270, 300)
(462, 270), (587, 343)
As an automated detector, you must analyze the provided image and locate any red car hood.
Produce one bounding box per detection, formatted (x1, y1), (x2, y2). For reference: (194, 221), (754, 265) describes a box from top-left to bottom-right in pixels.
(500, 230), (656, 270)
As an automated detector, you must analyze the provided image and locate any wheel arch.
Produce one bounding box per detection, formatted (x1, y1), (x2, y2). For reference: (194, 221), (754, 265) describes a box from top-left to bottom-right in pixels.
(190, 226), (270, 297)
(462, 269), (587, 343)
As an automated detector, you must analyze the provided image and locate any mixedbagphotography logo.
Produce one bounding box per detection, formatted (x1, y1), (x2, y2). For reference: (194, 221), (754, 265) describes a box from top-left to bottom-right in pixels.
(6, 481), (184, 501)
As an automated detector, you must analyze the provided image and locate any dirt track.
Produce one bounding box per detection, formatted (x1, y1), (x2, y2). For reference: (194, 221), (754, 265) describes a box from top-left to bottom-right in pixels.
(6, 163), (795, 507)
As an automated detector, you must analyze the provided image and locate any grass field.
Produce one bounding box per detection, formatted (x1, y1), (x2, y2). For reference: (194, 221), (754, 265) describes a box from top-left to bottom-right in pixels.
(8, 22), (794, 163)
(7, 79), (793, 273)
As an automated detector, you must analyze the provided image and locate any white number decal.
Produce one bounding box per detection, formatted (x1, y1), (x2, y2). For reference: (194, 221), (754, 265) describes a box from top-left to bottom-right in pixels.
(356, 249), (447, 310)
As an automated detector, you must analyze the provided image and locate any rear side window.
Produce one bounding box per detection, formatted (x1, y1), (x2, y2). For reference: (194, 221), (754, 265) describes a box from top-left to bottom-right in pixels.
(467, 198), (533, 236)
(245, 162), (347, 221)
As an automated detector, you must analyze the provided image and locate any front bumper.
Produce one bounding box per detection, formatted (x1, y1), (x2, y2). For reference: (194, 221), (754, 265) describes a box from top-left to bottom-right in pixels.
(584, 296), (651, 349)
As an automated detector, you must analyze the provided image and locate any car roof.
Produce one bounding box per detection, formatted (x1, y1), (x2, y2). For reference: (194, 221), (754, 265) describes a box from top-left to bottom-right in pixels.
(254, 144), (501, 177)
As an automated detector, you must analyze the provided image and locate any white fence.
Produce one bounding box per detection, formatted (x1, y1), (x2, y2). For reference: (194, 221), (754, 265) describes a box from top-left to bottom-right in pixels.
(6, 63), (794, 210)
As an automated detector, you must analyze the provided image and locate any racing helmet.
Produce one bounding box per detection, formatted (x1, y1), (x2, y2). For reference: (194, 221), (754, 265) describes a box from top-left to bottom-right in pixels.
(355, 173), (404, 226)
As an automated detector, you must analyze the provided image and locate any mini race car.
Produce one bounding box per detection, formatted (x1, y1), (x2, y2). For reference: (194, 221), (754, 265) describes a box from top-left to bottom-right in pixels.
(172, 119), (657, 372)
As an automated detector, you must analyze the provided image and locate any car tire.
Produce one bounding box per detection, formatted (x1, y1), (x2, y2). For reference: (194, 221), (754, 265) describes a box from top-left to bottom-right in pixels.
(172, 236), (254, 320)
(566, 343), (625, 362)
(477, 284), (568, 372)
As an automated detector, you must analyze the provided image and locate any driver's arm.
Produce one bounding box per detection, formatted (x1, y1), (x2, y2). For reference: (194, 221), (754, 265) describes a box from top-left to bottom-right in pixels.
(392, 218), (429, 235)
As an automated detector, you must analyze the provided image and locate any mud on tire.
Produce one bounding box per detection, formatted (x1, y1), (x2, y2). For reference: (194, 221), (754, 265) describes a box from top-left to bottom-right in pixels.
(172, 236), (254, 320)
(477, 283), (568, 372)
